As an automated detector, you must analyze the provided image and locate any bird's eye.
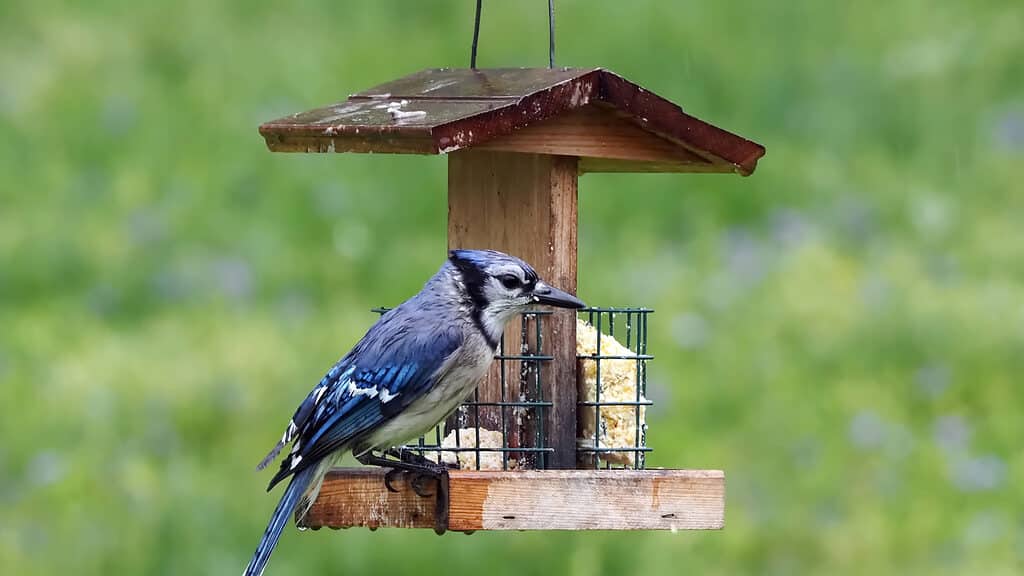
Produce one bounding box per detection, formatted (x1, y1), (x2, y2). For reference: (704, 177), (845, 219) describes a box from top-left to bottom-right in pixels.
(499, 275), (521, 290)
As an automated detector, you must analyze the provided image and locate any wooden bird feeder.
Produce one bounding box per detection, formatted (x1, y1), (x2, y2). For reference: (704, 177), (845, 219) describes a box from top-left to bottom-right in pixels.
(260, 67), (764, 533)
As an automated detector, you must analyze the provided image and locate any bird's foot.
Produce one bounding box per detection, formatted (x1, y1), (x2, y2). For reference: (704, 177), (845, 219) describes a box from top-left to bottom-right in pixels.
(384, 447), (438, 468)
(383, 467), (404, 493)
(375, 448), (449, 492)
(391, 463), (450, 535)
(383, 446), (460, 471)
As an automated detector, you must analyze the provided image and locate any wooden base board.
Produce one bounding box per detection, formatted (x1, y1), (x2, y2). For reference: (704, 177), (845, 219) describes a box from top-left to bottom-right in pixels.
(301, 468), (724, 532)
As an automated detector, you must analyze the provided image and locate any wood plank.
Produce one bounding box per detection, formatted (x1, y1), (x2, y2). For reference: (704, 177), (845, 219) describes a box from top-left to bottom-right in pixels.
(472, 105), (714, 166)
(597, 71), (765, 175)
(302, 468), (438, 530)
(579, 157), (736, 174)
(302, 468), (725, 531)
(447, 151), (578, 470)
(261, 132), (436, 155)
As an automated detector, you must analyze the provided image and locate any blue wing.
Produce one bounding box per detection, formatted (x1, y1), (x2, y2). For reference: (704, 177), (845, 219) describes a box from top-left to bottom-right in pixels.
(264, 311), (462, 491)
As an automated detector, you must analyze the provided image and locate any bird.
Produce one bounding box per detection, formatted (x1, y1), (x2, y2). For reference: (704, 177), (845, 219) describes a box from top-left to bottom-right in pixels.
(244, 248), (585, 576)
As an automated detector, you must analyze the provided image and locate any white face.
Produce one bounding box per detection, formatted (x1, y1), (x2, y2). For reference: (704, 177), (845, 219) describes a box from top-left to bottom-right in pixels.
(479, 262), (538, 319)
(447, 249), (583, 347)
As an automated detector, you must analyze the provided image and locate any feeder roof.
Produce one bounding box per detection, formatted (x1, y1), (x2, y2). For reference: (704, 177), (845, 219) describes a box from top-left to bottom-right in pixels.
(260, 67), (765, 176)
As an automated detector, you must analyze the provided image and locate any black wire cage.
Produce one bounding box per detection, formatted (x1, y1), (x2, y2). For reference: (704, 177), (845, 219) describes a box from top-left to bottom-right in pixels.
(575, 307), (654, 470)
(376, 307), (654, 471)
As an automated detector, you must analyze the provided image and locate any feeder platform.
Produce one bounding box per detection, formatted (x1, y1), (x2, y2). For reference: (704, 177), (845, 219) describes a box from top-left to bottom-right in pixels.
(303, 468), (724, 532)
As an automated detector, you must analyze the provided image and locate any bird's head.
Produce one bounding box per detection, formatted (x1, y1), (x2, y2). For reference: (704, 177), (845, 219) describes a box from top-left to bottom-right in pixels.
(448, 249), (585, 337)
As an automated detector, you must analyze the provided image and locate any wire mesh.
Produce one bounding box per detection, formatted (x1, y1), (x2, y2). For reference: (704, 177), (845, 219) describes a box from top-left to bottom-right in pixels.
(576, 307), (653, 469)
(375, 309), (554, 471)
(373, 306), (652, 471)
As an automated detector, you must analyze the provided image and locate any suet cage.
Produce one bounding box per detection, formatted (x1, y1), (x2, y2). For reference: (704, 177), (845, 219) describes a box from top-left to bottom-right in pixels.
(260, 67), (763, 533)
(378, 307), (653, 472)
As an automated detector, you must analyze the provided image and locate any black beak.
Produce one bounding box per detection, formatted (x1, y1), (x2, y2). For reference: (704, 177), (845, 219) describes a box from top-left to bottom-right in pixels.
(531, 281), (586, 309)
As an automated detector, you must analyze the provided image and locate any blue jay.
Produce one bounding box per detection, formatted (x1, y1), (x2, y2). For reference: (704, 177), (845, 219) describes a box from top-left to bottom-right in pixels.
(244, 249), (584, 576)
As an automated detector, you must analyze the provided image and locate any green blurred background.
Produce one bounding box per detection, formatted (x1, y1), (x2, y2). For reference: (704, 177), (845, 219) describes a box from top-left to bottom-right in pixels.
(2, 1), (1022, 574)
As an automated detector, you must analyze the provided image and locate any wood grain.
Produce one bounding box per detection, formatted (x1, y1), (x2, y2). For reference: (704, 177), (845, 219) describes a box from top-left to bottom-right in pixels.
(579, 157), (730, 174)
(472, 105), (715, 167)
(261, 132), (436, 155)
(258, 68), (766, 175)
(302, 468), (725, 531)
(302, 468), (439, 530)
(447, 150), (579, 469)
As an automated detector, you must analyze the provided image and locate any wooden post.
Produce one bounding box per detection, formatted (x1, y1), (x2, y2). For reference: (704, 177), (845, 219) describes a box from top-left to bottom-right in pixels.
(447, 150), (579, 470)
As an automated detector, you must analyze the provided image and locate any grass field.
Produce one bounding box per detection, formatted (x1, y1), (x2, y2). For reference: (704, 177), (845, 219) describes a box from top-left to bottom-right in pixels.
(2, 1), (1022, 574)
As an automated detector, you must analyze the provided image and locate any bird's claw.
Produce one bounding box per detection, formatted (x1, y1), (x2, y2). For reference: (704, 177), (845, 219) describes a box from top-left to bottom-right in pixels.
(383, 468), (403, 493)
(384, 464), (448, 498)
(384, 447), (438, 468)
(386, 464), (449, 535)
(409, 471), (436, 497)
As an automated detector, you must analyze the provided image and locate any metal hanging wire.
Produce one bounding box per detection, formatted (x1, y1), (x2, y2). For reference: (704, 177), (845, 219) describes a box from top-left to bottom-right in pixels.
(548, 0), (555, 68)
(470, 0), (556, 69)
(470, 0), (483, 68)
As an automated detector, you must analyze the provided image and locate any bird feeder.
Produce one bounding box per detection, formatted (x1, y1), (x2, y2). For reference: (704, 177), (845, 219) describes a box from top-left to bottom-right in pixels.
(259, 67), (764, 533)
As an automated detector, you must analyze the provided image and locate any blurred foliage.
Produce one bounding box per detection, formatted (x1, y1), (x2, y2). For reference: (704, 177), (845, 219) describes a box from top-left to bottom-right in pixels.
(2, 0), (1023, 574)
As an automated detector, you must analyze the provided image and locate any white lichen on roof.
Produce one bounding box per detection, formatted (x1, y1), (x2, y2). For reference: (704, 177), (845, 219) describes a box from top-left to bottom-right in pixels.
(421, 78), (458, 93)
(576, 318), (647, 467)
(314, 102), (373, 124)
(389, 108), (427, 120)
(367, 99), (428, 122)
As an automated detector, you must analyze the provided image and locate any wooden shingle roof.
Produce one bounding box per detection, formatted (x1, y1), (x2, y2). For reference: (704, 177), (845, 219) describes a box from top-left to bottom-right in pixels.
(260, 68), (765, 175)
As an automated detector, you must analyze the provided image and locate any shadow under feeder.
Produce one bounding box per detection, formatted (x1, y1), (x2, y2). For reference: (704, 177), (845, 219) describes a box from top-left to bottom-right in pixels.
(259, 67), (764, 532)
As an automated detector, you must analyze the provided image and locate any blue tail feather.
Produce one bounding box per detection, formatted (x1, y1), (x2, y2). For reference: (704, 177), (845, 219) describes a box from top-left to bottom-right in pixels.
(244, 465), (317, 576)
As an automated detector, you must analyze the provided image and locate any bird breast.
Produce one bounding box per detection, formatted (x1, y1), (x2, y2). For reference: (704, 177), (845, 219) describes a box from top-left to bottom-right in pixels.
(362, 330), (496, 451)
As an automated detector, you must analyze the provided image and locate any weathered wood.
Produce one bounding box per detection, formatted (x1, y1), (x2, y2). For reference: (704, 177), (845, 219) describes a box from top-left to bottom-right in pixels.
(260, 131), (436, 155)
(579, 158), (729, 174)
(474, 105), (716, 169)
(302, 468), (725, 531)
(447, 150), (578, 469)
(259, 68), (766, 175)
(302, 469), (438, 530)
